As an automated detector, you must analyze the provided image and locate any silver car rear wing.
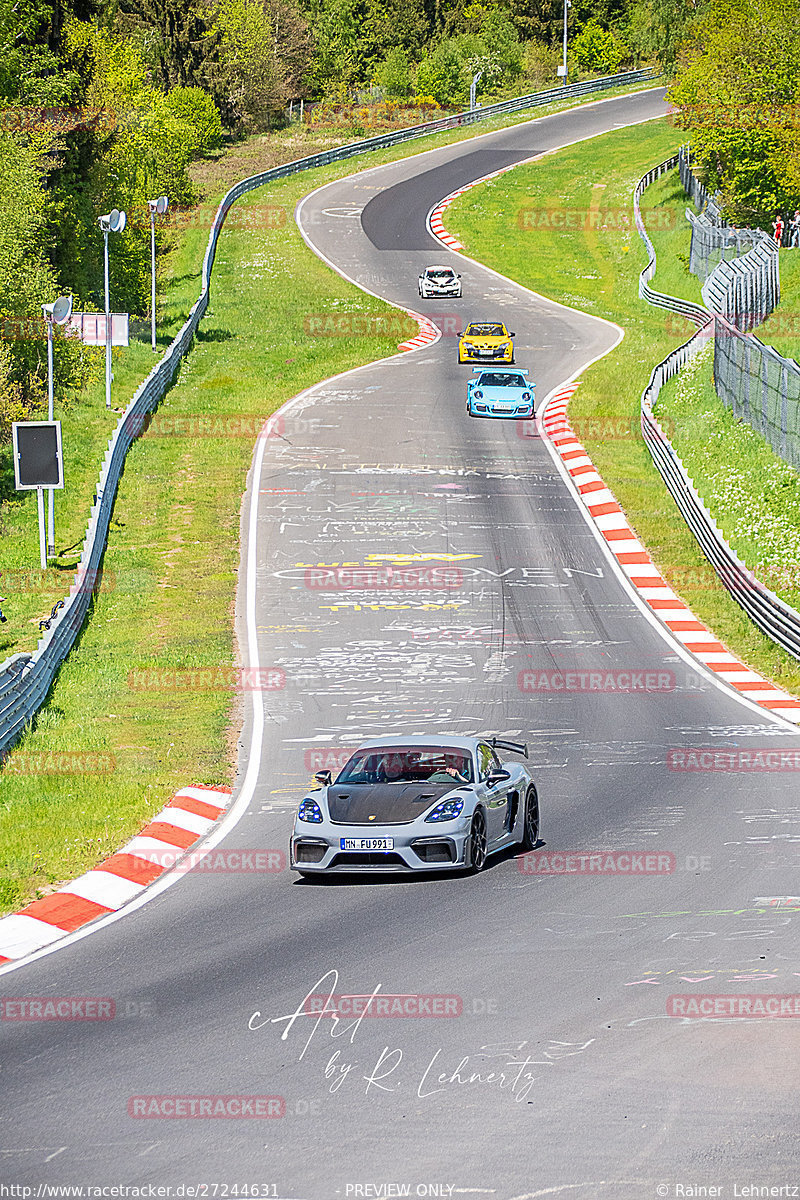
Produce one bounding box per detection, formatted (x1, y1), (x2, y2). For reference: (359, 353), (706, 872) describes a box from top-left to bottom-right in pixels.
(489, 737), (528, 759)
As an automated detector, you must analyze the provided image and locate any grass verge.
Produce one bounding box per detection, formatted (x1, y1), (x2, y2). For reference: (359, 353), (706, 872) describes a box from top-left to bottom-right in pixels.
(656, 343), (800, 610)
(445, 119), (800, 695)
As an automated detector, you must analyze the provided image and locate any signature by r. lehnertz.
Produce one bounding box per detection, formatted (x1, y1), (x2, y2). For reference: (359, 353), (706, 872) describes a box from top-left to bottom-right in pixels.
(248, 969), (591, 1101)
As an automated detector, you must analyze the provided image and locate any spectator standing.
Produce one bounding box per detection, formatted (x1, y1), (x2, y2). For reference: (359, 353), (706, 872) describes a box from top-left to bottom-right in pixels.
(773, 214), (785, 245)
(790, 210), (800, 248)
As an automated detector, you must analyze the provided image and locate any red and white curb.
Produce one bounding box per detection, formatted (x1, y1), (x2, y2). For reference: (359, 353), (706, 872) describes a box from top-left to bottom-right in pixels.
(427, 165), (518, 252)
(541, 386), (800, 723)
(0, 786), (233, 965)
(398, 311), (440, 352)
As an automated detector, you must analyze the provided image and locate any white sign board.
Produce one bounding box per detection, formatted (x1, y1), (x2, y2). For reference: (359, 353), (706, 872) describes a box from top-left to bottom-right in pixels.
(67, 312), (129, 347)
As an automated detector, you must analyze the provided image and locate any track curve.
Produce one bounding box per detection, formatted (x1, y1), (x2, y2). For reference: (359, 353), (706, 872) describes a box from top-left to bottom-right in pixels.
(1, 89), (798, 1196)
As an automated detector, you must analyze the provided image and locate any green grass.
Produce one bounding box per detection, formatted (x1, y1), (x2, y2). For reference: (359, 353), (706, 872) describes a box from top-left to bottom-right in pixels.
(641, 170), (705, 309)
(656, 343), (800, 610)
(758, 249), (800, 364)
(0, 235), (212, 658)
(0, 79), (664, 916)
(445, 120), (800, 695)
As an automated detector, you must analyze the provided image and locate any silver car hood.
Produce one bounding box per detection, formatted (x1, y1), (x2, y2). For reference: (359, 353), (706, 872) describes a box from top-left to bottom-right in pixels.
(326, 781), (460, 825)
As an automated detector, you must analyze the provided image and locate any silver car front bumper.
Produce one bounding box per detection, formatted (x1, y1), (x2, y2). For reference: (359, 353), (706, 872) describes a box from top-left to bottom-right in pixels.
(290, 817), (471, 873)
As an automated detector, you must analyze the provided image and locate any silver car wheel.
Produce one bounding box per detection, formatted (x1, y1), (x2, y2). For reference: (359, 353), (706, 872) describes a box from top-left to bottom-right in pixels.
(467, 809), (487, 873)
(521, 785), (539, 851)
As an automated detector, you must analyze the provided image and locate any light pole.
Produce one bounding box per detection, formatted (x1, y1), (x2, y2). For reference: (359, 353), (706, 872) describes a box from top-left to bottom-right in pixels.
(147, 195), (168, 352)
(42, 294), (73, 559)
(560, 0), (571, 86)
(470, 71), (483, 112)
(98, 208), (126, 408)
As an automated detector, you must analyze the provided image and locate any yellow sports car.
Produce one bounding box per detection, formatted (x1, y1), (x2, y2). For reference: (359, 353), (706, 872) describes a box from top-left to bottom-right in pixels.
(458, 321), (516, 365)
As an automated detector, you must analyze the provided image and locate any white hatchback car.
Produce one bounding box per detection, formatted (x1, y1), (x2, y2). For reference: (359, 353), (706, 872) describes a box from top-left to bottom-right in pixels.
(418, 265), (463, 298)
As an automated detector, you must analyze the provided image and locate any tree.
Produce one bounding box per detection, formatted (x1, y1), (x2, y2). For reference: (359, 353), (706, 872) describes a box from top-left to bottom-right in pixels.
(415, 38), (468, 103)
(0, 130), (95, 435)
(114, 0), (215, 91)
(669, 0), (800, 225)
(209, 0), (310, 126)
(0, 0), (81, 104)
(374, 47), (413, 97)
(301, 0), (363, 91)
(360, 0), (430, 75)
(571, 20), (625, 73)
(162, 87), (224, 157)
(624, 0), (710, 73)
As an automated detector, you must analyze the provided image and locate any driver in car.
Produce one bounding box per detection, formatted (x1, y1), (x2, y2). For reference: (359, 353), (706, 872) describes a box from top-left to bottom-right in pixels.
(426, 754), (470, 784)
(382, 753), (408, 781)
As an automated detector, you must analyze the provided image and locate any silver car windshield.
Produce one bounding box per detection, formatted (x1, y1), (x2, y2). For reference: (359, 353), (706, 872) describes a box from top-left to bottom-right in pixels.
(427, 270), (455, 280)
(337, 747), (474, 784)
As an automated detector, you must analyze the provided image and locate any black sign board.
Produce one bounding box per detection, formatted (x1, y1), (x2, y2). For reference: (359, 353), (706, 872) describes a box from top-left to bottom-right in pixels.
(12, 421), (64, 489)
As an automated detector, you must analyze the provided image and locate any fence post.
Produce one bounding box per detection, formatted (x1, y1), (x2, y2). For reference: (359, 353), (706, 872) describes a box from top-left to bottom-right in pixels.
(742, 338), (751, 422)
(781, 362), (790, 461)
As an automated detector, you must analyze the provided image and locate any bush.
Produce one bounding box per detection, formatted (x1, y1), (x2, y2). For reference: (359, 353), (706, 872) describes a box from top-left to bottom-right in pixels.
(162, 87), (224, 157)
(572, 21), (626, 74)
(373, 47), (413, 98)
(415, 41), (469, 106)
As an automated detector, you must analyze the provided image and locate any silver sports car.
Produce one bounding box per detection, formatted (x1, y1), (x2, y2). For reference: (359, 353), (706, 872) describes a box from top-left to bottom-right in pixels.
(290, 735), (539, 876)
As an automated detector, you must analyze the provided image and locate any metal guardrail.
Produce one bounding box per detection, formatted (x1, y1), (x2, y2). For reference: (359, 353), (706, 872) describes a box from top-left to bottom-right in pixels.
(635, 157), (800, 662)
(634, 154), (709, 328)
(0, 68), (661, 758)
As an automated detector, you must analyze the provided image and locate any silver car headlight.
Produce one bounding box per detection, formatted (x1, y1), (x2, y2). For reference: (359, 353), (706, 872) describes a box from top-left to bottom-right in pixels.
(298, 798), (323, 823)
(425, 798), (465, 823)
